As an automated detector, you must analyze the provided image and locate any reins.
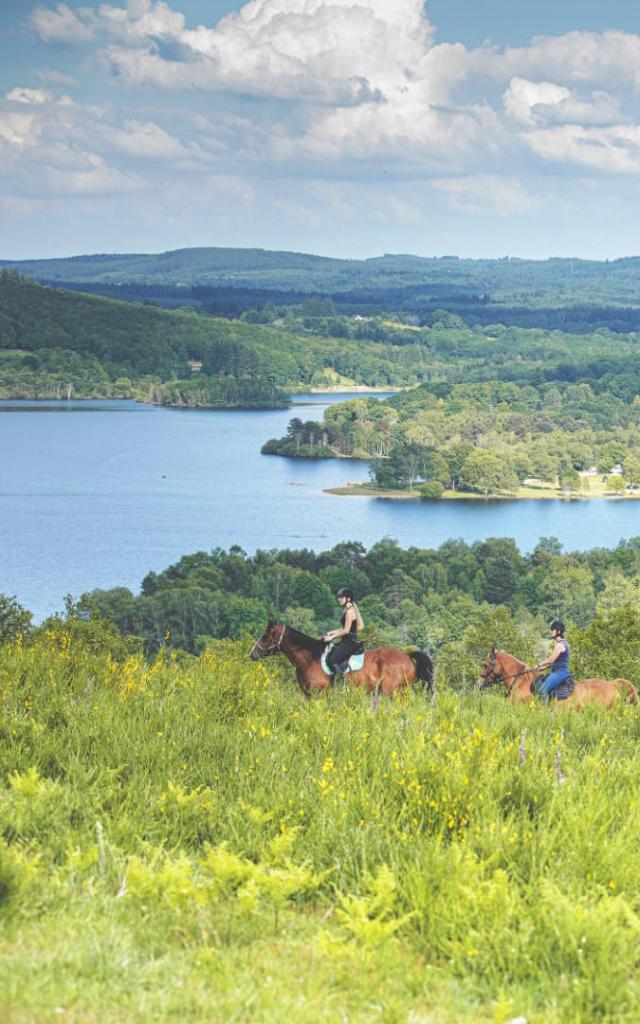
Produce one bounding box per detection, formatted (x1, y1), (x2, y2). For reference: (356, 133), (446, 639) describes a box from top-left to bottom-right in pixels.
(251, 625), (324, 658)
(482, 652), (539, 689)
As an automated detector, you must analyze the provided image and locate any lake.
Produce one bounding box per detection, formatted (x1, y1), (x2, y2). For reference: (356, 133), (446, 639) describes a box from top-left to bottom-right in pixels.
(1, 395), (639, 620)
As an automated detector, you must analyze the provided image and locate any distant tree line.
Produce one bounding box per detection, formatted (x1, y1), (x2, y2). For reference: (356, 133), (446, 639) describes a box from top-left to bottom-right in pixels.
(3, 536), (625, 657)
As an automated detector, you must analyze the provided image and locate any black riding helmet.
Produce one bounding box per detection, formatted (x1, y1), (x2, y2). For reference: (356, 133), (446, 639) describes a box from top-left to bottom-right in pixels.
(336, 587), (355, 601)
(548, 619), (565, 636)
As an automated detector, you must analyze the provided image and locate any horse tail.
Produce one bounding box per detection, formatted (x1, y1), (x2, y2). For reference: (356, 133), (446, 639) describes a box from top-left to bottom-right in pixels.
(619, 679), (638, 704)
(410, 651), (433, 694)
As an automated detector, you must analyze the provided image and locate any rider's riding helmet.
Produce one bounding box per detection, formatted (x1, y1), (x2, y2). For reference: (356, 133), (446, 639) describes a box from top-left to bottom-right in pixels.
(336, 587), (354, 601)
(548, 619), (565, 636)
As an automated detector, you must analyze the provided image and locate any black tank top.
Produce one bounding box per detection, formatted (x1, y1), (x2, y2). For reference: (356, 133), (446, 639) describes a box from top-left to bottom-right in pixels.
(341, 605), (358, 636)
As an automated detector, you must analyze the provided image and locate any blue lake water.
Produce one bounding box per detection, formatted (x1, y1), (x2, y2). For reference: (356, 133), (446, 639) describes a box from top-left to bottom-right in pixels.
(1, 394), (639, 619)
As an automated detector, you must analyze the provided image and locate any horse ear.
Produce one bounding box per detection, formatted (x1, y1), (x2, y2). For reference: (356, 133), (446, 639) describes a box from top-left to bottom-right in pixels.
(491, 645), (496, 654)
(267, 618), (274, 627)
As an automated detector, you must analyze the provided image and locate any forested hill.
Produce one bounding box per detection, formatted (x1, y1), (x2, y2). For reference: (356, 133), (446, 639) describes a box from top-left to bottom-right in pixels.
(5, 247), (640, 308)
(0, 269), (311, 376)
(0, 270), (435, 400)
(0, 270), (290, 404)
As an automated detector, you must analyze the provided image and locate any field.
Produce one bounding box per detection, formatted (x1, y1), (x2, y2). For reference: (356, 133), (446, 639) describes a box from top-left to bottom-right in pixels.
(2, 631), (640, 1022)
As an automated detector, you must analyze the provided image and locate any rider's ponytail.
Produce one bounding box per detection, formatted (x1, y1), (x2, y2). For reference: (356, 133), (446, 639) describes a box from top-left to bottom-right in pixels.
(352, 601), (364, 632)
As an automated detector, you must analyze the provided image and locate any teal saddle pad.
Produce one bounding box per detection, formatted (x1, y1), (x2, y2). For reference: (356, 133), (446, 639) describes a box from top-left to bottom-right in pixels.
(321, 644), (365, 677)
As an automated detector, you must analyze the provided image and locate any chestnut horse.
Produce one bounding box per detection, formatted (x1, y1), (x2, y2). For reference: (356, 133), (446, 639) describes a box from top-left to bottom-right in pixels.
(479, 648), (637, 709)
(250, 620), (433, 697)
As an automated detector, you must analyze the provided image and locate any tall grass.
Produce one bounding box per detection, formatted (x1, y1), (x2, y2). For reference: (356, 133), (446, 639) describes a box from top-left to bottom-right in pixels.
(1, 630), (640, 1021)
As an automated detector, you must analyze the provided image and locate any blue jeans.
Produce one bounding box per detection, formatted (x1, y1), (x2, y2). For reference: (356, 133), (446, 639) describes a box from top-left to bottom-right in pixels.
(540, 668), (570, 696)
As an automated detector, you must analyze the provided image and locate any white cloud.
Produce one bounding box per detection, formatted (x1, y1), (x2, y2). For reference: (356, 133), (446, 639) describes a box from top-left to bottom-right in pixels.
(31, 2), (95, 44)
(43, 154), (142, 195)
(503, 78), (570, 127)
(6, 87), (53, 105)
(92, 0), (186, 42)
(0, 112), (40, 149)
(37, 69), (79, 87)
(430, 175), (538, 217)
(525, 125), (640, 175)
(478, 31), (640, 93)
(105, 119), (190, 159)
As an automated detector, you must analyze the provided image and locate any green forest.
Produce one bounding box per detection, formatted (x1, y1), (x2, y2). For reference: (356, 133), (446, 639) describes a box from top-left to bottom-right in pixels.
(0, 272), (437, 404)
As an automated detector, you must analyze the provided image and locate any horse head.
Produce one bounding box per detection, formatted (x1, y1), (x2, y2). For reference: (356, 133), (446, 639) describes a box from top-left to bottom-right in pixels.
(479, 649), (527, 692)
(478, 647), (502, 689)
(249, 620), (285, 660)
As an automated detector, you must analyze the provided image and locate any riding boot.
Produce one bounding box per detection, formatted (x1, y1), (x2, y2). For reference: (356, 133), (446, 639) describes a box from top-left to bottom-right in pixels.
(328, 665), (344, 686)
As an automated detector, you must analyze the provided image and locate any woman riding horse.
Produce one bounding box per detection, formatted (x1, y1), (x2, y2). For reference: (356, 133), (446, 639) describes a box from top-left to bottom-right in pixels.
(250, 620), (433, 697)
(323, 587), (364, 677)
(480, 647), (637, 709)
(534, 619), (571, 703)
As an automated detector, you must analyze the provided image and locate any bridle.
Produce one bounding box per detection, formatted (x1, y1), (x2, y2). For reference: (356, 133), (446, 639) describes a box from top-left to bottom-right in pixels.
(251, 624), (331, 660)
(251, 624), (286, 657)
(480, 650), (534, 689)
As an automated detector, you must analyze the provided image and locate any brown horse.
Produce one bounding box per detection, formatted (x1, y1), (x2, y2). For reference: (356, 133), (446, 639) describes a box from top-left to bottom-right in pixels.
(250, 620), (433, 697)
(479, 648), (637, 709)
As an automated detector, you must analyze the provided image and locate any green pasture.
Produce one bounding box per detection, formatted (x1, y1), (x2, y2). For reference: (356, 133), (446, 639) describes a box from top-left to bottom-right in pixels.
(1, 632), (640, 1022)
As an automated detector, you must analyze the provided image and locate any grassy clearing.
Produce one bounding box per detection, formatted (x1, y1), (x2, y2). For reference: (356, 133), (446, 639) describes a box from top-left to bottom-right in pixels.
(327, 475), (640, 501)
(1, 633), (640, 1021)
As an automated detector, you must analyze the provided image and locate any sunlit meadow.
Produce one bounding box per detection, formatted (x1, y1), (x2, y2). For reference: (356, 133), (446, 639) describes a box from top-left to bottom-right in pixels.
(1, 628), (640, 1022)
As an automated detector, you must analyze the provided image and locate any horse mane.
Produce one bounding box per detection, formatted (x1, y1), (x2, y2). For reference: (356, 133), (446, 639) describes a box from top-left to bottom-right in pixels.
(498, 650), (527, 671)
(283, 624), (325, 656)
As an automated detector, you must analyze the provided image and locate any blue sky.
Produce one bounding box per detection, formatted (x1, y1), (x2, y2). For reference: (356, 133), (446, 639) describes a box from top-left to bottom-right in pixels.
(2, 1), (640, 260)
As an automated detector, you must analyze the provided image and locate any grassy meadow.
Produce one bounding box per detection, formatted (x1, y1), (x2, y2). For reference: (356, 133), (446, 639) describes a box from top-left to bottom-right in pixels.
(2, 630), (640, 1022)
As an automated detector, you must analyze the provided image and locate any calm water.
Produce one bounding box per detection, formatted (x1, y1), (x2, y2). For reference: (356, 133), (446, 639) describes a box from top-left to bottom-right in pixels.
(1, 395), (639, 619)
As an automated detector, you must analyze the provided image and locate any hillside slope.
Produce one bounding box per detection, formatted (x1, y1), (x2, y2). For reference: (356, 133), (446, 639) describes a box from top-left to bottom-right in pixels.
(5, 246), (640, 306)
(0, 271), (434, 399)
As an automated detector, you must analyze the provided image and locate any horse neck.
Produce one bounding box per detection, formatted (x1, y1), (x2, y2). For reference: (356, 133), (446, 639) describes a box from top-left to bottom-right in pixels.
(280, 626), (322, 668)
(497, 651), (532, 691)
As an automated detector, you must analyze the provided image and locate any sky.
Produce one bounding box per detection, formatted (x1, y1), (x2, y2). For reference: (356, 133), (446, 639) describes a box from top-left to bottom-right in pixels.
(2, 1), (640, 260)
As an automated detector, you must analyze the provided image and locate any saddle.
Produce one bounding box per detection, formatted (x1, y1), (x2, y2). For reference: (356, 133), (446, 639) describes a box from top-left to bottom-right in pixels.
(321, 641), (365, 678)
(531, 674), (575, 702)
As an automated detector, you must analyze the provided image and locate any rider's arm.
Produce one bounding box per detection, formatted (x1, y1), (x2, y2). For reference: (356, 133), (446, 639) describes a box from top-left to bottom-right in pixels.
(536, 641), (564, 670)
(324, 607), (356, 641)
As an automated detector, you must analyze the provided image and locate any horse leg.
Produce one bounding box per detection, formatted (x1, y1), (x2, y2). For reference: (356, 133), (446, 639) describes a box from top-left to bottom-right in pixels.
(296, 670), (311, 699)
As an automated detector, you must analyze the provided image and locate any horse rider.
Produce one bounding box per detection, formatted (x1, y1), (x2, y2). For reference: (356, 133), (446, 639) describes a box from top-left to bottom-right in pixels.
(535, 619), (571, 702)
(323, 587), (364, 677)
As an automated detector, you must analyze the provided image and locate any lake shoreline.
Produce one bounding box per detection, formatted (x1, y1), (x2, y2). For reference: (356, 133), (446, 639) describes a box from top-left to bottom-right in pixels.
(291, 385), (409, 394)
(325, 483), (640, 501)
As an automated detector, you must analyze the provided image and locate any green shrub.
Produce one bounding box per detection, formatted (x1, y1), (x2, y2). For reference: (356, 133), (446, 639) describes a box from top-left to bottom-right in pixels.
(419, 481), (445, 500)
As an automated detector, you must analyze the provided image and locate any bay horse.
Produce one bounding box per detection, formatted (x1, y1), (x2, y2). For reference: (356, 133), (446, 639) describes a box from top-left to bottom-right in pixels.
(479, 648), (637, 709)
(250, 620), (433, 697)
